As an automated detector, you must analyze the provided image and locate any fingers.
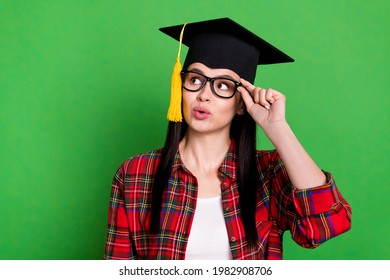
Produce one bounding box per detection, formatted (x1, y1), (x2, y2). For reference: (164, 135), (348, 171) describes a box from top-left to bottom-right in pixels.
(266, 89), (275, 104)
(240, 78), (276, 110)
(258, 88), (270, 109)
(237, 86), (255, 113)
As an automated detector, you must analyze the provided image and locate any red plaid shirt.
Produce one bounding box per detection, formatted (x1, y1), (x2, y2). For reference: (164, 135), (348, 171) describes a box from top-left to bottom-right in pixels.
(104, 140), (352, 259)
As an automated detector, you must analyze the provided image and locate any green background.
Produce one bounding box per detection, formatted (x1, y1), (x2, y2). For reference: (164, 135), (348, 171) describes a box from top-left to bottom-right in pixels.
(1, 0), (389, 260)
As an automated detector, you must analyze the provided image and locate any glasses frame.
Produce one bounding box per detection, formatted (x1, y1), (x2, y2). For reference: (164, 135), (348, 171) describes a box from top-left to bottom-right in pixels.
(181, 70), (242, 99)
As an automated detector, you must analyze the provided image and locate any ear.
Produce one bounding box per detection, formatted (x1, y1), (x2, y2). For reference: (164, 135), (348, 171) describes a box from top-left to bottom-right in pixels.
(236, 99), (245, 115)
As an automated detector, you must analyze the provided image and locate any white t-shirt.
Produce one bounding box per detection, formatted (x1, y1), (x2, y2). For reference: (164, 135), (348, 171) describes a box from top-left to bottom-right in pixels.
(185, 196), (232, 260)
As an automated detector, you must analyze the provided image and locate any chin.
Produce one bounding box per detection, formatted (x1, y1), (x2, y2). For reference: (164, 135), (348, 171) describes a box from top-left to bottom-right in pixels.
(187, 120), (231, 136)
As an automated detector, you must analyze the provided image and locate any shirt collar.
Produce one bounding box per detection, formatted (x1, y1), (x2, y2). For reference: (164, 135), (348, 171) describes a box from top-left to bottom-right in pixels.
(218, 139), (238, 180)
(171, 139), (238, 180)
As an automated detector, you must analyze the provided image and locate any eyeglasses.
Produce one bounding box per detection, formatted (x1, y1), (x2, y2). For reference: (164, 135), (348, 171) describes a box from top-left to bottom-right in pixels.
(181, 70), (242, 99)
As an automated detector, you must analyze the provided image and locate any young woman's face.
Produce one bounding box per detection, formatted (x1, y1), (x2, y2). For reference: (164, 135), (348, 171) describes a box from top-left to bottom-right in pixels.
(182, 62), (244, 135)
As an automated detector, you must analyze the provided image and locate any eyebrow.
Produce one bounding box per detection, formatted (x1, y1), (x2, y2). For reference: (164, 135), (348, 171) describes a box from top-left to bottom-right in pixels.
(188, 67), (237, 81)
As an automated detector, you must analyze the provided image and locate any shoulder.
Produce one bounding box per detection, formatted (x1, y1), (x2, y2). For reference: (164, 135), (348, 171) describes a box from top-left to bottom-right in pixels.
(255, 149), (287, 175)
(118, 148), (163, 176)
(255, 149), (280, 165)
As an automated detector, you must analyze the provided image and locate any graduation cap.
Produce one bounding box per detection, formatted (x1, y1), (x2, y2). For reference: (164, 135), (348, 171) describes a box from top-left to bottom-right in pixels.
(159, 17), (294, 122)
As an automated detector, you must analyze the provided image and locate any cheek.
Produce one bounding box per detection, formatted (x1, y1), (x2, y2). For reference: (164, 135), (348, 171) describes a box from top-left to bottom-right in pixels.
(182, 92), (192, 118)
(217, 100), (241, 120)
(227, 96), (243, 114)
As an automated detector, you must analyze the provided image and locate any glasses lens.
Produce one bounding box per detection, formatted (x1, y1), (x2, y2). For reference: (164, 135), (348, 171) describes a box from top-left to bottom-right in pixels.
(183, 72), (205, 91)
(182, 71), (237, 98)
(213, 78), (236, 98)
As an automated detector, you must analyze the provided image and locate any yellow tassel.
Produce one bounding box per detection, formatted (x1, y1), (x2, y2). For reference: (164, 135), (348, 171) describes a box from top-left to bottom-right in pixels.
(167, 22), (189, 122)
(167, 57), (183, 122)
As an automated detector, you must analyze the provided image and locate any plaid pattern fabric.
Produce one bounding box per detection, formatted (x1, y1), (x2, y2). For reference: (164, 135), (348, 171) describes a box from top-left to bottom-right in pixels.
(104, 141), (352, 260)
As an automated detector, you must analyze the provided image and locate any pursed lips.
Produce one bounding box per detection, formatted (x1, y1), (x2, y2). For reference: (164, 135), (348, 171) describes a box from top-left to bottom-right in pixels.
(192, 106), (211, 119)
(193, 106), (210, 114)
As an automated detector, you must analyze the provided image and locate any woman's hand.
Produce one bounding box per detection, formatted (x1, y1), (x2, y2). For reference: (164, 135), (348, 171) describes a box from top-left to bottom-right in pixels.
(239, 78), (326, 189)
(239, 78), (286, 130)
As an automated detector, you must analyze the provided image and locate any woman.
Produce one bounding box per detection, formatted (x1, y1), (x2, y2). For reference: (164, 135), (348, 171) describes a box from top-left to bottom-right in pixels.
(104, 18), (352, 260)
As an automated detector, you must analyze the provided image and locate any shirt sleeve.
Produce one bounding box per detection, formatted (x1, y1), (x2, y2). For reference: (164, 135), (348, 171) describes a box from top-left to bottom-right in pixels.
(267, 151), (352, 248)
(104, 165), (138, 259)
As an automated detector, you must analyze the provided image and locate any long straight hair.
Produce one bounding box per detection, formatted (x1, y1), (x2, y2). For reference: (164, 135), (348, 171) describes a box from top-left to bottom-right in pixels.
(150, 112), (259, 243)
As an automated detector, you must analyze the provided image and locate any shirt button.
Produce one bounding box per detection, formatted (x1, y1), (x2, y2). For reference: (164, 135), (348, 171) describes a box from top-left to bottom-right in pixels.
(230, 237), (236, 242)
(225, 207), (231, 212)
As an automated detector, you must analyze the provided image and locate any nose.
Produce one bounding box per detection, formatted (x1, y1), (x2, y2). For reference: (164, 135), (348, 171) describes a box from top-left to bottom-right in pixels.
(196, 80), (212, 102)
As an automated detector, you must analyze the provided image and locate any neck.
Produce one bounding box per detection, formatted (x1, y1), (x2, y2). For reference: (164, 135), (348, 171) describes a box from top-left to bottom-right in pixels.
(179, 130), (231, 174)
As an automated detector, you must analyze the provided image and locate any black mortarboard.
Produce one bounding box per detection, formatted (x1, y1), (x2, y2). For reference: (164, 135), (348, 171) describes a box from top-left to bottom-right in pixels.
(160, 17), (294, 83)
(159, 17), (294, 122)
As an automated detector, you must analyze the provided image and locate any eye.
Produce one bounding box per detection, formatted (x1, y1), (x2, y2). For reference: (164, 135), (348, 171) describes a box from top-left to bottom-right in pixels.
(187, 73), (204, 86)
(215, 79), (233, 91)
(190, 76), (202, 85)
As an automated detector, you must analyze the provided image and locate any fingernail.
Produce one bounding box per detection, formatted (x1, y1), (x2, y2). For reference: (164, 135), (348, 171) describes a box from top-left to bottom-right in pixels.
(265, 105), (270, 110)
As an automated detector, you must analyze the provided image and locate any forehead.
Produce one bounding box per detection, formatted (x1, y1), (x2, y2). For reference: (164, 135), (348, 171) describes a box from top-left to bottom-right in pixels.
(187, 62), (240, 79)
